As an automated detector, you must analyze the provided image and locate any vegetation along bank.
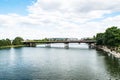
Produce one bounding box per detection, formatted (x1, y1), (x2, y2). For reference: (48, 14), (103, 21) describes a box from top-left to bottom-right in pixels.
(0, 37), (24, 49)
(95, 26), (120, 58)
(1, 26), (120, 59)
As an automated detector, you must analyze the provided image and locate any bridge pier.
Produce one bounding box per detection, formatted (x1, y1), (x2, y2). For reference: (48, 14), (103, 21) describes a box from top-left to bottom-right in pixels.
(23, 40), (96, 48)
(88, 43), (95, 49)
(25, 42), (36, 47)
(30, 43), (36, 47)
(64, 43), (69, 49)
(45, 43), (51, 48)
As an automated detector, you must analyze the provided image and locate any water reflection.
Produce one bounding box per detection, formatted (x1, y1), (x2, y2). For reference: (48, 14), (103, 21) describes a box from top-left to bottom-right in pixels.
(0, 45), (120, 79)
(97, 51), (120, 79)
(9, 48), (15, 66)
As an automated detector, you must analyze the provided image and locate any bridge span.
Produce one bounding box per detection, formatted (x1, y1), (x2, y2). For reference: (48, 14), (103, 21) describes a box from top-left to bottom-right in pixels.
(22, 40), (96, 49)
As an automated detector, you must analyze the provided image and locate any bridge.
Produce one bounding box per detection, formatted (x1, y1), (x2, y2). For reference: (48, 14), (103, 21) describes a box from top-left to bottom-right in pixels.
(22, 40), (96, 49)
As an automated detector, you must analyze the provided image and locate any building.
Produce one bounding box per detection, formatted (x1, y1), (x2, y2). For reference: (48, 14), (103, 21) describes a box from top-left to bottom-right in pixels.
(48, 38), (78, 41)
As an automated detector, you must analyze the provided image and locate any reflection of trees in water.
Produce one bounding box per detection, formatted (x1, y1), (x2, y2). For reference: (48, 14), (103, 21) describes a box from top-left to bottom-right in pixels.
(96, 50), (108, 56)
(97, 50), (120, 79)
(104, 56), (120, 79)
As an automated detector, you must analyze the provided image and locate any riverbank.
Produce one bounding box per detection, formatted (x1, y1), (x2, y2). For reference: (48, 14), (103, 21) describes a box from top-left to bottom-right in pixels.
(0, 45), (25, 49)
(96, 46), (120, 58)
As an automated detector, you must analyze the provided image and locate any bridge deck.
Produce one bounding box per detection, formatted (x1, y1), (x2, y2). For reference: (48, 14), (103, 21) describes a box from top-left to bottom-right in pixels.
(22, 40), (96, 44)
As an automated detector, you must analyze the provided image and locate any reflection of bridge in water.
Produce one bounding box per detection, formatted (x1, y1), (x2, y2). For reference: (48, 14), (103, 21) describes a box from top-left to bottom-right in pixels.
(22, 40), (96, 49)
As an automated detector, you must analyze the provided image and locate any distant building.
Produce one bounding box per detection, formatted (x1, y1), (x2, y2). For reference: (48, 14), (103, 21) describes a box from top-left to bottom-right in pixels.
(48, 38), (78, 41)
(48, 38), (66, 41)
(66, 38), (78, 41)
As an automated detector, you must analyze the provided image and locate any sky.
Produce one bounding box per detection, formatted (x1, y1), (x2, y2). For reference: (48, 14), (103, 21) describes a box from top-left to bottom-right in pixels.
(0, 0), (120, 39)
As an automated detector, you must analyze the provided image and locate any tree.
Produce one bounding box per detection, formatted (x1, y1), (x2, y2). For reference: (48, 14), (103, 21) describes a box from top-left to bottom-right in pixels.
(6, 38), (12, 46)
(104, 26), (120, 47)
(0, 40), (3, 46)
(2, 39), (7, 46)
(0, 38), (11, 47)
(95, 26), (120, 48)
(95, 33), (105, 45)
(41, 38), (49, 41)
(12, 37), (24, 45)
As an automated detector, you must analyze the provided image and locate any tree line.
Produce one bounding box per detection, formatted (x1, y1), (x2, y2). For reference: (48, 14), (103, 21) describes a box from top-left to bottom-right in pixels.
(95, 26), (120, 50)
(1, 27), (120, 49)
(0, 37), (24, 47)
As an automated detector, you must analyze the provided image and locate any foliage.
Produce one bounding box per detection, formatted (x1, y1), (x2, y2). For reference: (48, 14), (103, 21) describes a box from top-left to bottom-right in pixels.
(34, 38), (49, 42)
(95, 33), (104, 45)
(0, 38), (11, 47)
(12, 37), (24, 45)
(41, 38), (49, 41)
(82, 37), (95, 40)
(95, 26), (120, 47)
(6, 38), (12, 45)
(104, 27), (120, 47)
(0, 37), (24, 47)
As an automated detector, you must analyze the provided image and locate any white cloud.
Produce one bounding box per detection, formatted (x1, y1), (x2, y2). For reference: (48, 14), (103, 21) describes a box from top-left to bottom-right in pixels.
(0, 0), (120, 39)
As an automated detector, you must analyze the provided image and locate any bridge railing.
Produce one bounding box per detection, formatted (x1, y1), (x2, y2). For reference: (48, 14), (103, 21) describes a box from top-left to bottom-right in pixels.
(22, 40), (96, 43)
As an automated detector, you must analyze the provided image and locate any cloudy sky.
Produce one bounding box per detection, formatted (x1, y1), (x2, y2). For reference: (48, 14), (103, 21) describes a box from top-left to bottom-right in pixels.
(0, 0), (120, 39)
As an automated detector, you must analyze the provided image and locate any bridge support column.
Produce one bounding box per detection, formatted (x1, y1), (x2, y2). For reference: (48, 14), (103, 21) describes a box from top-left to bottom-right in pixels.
(88, 43), (95, 49)
(24, 42), (36, 47)
(64, 43), (69, 49)
(45, 43), (51, 48)
(29, 43), (36, 47)
(24, 43), (29, 47)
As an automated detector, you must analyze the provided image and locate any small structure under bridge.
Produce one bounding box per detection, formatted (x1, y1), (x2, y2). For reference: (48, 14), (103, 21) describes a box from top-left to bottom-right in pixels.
(22, 40), (96, 49)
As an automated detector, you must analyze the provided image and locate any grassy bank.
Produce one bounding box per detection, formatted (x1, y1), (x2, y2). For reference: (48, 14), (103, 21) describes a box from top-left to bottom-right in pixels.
(0, 45), (25, 49)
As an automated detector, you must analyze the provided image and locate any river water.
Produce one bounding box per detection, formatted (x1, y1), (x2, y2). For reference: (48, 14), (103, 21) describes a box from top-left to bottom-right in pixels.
(0, 43), (120, 80)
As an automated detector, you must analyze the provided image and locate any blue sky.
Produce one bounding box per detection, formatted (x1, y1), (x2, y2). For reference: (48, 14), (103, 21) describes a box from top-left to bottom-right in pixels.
(89, 11), (120, 22)
(0, 0), (120, 39)
(0, 0), (36, 15)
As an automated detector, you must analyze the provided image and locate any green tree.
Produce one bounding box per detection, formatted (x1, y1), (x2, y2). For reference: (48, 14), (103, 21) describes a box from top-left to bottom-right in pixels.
(0, 39), (11, 47)
(1, 39), (7, 46)
(95, 33), (105, 45)
(12, 37), (24, 45)
(6, 38), (12, 46)
(41, 38), (49, 41)
(104, 26), (120, 47)
(0, 40), (3, 46)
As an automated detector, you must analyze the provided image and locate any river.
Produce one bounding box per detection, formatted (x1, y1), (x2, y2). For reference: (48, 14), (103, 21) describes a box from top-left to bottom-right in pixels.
(0, 43), (120, 80)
